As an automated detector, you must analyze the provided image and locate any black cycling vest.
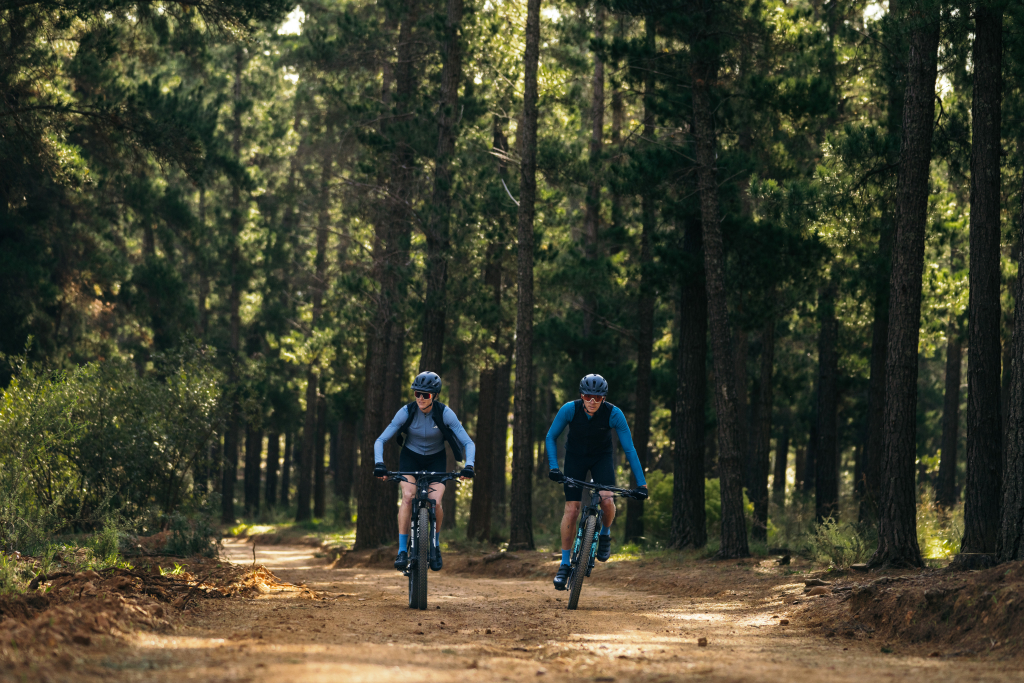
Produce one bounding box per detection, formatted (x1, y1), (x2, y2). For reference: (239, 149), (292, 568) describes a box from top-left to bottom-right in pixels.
(395, 400), (465, 461)
(564, 400), (614, 459)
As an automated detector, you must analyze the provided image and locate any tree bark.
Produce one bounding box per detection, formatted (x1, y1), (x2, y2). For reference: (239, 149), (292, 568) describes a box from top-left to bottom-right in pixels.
(221, 47), (246, 526)
(420, 0), (464, 373)
(265, 431), (280, 509)
(671, 221), (707, 549)
(962, 4), (1003, 555)
(469, 365), (496, 541)
(627, 15), (658, 542)
(244, 424), (263, 517)
(998, 186), (1024, 561)
(441, 361), (461, 530)
(334, 416), (357, 519)
(581, 7), (605, 355)
(314, 389), (327, 518)
(692, 51), (749, 559)
(749, 313), (775, 541)
(296, 371), (318, 522)
(869, 1), (939, 568)
(937, 310), (963, 508)
(508, 0), (542, 551)
(815, 281), (839, 523)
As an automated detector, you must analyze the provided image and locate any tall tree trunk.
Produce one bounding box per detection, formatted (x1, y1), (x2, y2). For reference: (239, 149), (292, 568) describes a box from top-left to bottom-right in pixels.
(244, 425), (263, 517)
(794, 445), (806, 492)
(314, 388), (327, 518)
(692, 52), (749, 559)
(221, 47), (246, 525)
(580, 7), (605, 356)
(334, 416), (357, 520)
(469, 365), (496, 541)
(508, 0), (542, 551)
(937, 311), (963, 508)
(266, 431), (280, 509)
(670, 221), (707, 549)
(441, 361), (461, 530)
(749, 313), (775, 541)
(869, 1), (939, 568)
(355, 0), (420, 548)
(297, 138), (333, 522)
(815, 281), (840, 522)
(627, 15), (658, 542)
(420, 0), (464, 372)
(281, 430), (292, 507)
(492, 355), (512, 532)
(734, 326), (749, 471)
(773, 421), (789, 507)
(998, 185), (1024, 561)
(962, 4), (1003, 555)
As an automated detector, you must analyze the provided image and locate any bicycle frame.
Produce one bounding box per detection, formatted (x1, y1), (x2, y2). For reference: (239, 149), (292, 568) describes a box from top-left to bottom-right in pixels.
(562, 475), (633, 609)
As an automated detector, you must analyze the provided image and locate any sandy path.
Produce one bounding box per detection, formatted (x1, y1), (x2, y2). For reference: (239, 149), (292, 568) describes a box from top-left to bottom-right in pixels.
(83, 540), (1024, 682)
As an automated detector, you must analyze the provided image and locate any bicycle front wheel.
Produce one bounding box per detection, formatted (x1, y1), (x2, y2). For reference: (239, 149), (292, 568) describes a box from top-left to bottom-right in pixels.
(415, 506), (430, 610)
(567, 514), (597, 610)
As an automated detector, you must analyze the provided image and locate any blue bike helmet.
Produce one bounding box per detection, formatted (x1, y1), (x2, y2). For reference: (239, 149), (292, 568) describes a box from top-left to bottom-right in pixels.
(411, 371), (442, 395)
(579, 374), (608, 396)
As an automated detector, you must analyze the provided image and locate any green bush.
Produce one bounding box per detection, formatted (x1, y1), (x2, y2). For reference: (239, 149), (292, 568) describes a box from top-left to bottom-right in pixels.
(809, 516), (870, 569)
(0, 346), (225, 553)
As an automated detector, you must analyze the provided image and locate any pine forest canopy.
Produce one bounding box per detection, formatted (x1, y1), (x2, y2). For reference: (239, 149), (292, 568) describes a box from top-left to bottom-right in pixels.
(2, 0), (1024, 565)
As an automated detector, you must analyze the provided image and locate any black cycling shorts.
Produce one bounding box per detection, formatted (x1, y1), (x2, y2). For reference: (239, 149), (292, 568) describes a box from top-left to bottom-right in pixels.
(562, 452), (615, 502)
(398, 447), (447, 475)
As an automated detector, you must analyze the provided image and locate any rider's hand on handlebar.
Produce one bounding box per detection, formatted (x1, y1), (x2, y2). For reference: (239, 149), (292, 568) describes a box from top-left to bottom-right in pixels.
(631, 485), (648, 501)
(373, 462), (388, 479)
(548, 468), (565, 483)
(460, 465), (475, 479)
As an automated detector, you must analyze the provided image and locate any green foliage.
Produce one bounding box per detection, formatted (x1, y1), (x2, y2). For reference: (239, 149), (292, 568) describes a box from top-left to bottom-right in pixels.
(809, 517), (871, 570)
(163, 511), (220, 558)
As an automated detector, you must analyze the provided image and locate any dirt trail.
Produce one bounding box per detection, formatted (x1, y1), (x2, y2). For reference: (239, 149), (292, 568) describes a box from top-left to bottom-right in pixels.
(72, 541), (1024, 682)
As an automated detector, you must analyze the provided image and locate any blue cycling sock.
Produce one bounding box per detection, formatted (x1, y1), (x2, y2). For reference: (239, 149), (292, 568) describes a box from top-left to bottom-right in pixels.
(600, 525), (611, 536)
(561, 549), (570, 565)
(399, 534), (408, 552)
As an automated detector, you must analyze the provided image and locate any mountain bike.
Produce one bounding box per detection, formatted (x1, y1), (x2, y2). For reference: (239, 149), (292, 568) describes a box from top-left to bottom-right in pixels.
(562, 475), (641, 610)
(386, 470), (461, 610)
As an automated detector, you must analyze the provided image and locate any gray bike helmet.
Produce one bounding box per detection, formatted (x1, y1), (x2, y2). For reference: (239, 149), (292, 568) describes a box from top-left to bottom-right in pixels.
(579, 374), (608, 396)
(411, 371), (442, 395)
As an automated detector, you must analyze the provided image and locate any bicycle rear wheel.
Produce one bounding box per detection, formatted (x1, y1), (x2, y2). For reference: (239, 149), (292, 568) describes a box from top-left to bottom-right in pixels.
(415, 506), (430, 610)
(567, 515), (597, 610)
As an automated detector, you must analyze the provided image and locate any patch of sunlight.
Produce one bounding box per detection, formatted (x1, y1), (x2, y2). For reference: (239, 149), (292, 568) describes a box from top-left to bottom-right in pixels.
(278, 6), (305, 35)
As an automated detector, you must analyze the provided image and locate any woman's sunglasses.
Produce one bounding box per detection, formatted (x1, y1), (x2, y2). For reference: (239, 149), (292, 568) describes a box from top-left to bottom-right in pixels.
(582, 394), (604, 402)
(414, 391), (433, 399)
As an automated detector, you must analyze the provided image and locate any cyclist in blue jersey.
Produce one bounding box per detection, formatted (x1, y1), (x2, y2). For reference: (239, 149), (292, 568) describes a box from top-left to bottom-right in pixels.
(374, 371), (476, 573)
(546, 374), (648, 590)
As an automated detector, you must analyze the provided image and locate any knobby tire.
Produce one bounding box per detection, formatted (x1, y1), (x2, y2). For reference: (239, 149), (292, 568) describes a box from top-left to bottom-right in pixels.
(567, 515), (597, 610)
(416, 506), (430, 610)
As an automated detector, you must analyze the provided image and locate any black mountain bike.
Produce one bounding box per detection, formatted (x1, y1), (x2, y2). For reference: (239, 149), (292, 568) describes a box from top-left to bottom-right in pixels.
(386, 470), (460, 610)
(563, 475), (641, 610)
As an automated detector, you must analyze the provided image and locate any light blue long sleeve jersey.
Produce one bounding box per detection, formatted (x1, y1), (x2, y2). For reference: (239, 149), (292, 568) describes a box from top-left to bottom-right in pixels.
(374, 404), (476, 467)
(545, 402), (646, 487)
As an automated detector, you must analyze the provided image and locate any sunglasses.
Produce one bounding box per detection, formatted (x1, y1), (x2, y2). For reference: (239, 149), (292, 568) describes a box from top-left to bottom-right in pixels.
(414, 391), (433, 399)
(582, 394), (604, 402)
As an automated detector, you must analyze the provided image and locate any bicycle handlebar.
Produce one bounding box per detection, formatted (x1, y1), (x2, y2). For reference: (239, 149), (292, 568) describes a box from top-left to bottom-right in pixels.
(562, 475), (638, 498)
(385, 470), (463, 485)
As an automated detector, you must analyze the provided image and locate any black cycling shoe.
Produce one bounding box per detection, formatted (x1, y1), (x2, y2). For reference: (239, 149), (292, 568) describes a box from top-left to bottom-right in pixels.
(429, 544), (443, 571)
(597, 534), (612, 562)
(553, 564), (571, 590)
(394, 550), (408, 571)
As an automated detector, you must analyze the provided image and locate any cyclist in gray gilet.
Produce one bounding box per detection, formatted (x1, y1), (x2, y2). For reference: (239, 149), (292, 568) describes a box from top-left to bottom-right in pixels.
(374, 371), (476, 572)
(545, 374), (648, 590)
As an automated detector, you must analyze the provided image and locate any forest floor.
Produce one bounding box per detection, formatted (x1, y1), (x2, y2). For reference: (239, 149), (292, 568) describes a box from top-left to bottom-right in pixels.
(7, 539), (1024, 682)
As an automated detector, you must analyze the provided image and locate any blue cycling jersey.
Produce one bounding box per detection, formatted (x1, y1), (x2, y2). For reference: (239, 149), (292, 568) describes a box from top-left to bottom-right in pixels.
(375, 403), (476, 467)
(545, 402), (646, 487)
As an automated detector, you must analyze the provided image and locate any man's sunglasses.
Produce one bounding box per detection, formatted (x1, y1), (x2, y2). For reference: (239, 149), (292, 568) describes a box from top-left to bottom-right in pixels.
(582, 394), (604, 402)
(414, 391), (433, 399)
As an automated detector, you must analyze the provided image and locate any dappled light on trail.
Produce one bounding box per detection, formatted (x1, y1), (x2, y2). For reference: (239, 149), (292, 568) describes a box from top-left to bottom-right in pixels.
(45, 542), (1024, 682)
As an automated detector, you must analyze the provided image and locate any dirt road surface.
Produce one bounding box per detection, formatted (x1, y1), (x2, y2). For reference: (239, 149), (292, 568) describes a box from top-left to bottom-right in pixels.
(77, 541), (1024, 682)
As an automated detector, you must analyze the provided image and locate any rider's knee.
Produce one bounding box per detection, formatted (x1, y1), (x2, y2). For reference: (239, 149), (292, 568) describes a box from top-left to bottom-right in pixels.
(563, 502), (581, 515)
(401, 490), (415, 505)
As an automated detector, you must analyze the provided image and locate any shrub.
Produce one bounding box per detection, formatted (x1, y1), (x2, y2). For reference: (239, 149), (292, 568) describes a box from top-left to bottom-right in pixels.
(809, 516), (870, 569)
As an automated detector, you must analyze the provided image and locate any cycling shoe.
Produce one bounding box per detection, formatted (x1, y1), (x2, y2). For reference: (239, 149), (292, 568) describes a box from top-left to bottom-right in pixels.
(597, 535), (611, 562)
(429, 545), (442, 571)
(394, 550), (408, 571)
(553, 563), (571, 590)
